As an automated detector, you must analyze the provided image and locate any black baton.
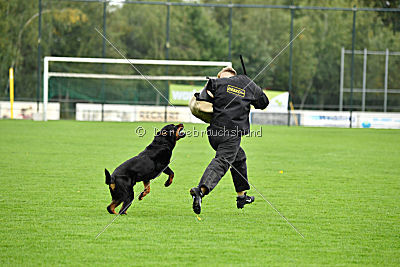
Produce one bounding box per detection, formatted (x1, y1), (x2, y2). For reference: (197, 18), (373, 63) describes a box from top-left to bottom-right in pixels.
(240, 54), (247, 76)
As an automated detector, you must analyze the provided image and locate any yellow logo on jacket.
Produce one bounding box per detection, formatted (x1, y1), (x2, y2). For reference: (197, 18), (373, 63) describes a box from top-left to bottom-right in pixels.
(227, 85), (245, 97)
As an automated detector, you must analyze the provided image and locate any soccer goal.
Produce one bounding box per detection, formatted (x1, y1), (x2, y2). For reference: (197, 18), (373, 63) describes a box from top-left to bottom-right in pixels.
(43, 56), (232, 121)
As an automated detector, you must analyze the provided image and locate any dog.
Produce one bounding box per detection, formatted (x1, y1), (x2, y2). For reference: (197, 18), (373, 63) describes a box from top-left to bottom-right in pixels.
(104, 123), (185, 215)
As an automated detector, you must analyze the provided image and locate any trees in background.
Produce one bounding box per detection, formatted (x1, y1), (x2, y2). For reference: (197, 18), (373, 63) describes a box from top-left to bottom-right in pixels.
(1, 0), (399, 111)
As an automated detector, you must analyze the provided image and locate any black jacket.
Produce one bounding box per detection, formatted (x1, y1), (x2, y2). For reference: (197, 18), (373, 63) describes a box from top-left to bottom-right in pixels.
(198, 75), (269, 135)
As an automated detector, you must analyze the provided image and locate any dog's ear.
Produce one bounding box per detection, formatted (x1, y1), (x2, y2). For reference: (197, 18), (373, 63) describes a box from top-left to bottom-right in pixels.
(105, 169), (112, 185)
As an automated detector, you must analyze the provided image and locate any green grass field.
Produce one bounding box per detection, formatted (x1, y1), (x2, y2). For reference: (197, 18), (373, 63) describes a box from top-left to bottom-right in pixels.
(0, 120), (399, 266)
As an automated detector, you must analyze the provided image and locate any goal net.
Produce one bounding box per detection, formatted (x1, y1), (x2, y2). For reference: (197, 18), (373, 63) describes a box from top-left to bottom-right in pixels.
(43, 56), (232, 121)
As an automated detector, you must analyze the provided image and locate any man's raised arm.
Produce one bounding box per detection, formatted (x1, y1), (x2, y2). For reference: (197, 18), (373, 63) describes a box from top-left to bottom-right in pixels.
(251, 85), (269, 110)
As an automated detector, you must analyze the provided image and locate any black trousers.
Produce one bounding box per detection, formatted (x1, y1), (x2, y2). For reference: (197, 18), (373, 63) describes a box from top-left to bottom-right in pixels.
(199, 126), (250, 194)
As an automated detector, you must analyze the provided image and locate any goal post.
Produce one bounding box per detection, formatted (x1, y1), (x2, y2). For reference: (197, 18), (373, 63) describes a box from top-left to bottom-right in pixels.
(43, 56), (232, 121)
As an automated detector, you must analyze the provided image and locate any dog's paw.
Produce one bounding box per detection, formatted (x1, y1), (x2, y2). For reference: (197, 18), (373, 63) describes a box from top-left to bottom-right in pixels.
(138, 191), (145, 201)
(164, 178), (173, 187)
(164, 173), (174, 187)
(107, 205), (117, 215)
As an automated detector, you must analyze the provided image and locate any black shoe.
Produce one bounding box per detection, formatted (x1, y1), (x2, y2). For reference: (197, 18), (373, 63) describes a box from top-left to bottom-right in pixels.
(190, 187), (203, 214)
(236, 193), (255, 209)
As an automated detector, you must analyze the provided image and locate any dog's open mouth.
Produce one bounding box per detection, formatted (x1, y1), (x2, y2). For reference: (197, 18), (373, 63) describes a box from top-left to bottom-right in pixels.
(176, 124), (186, 140)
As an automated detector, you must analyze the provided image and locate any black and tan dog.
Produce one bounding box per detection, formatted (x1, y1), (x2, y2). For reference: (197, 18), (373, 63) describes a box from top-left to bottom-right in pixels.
(105, 124), (185, 215)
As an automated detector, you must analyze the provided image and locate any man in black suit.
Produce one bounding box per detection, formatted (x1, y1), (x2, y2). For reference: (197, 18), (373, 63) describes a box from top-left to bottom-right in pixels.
(190, 67), (269, 214)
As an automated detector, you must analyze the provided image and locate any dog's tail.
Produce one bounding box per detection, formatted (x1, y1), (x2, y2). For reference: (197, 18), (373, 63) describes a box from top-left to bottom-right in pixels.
(105, 168), (114, 185)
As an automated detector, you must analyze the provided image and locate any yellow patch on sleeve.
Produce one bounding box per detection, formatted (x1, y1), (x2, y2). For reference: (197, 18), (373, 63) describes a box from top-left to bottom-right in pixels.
(227, 85), (245, 97)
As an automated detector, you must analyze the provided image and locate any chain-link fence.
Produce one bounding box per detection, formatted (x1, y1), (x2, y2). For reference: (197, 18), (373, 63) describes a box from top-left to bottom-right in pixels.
(2, 0), (400, 120)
